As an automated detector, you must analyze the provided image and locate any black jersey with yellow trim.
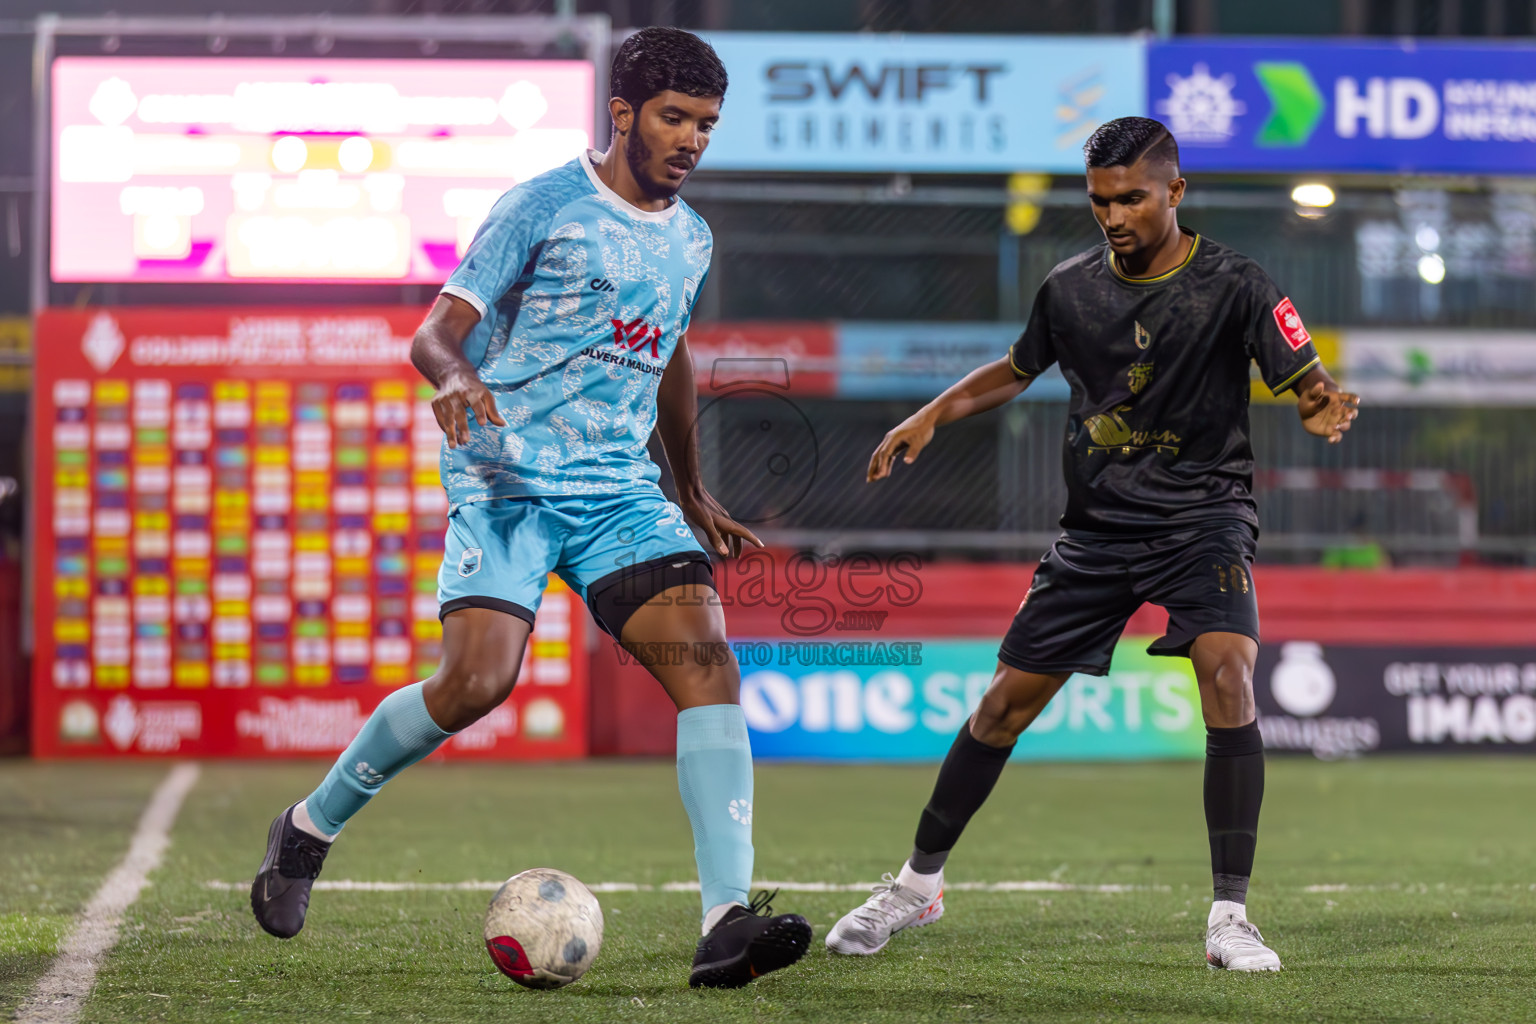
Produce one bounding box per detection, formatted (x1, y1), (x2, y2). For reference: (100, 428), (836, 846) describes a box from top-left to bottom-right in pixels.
(1007, 228), (1321, 535)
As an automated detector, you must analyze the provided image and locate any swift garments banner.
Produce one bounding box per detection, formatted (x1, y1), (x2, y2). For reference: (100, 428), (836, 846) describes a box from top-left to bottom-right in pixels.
(32, 307), (587, 759)
(697, 33), (1145, 173)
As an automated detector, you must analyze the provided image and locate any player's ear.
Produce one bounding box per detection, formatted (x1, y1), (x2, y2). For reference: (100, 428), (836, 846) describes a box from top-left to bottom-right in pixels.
(1167, 176), (1186, 209)
(609, 96), (633, 136)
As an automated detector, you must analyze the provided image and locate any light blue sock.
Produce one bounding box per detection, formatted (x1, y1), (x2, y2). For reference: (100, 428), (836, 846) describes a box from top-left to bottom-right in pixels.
(304, 682), (454, 836)
(676, 704), (755, 921)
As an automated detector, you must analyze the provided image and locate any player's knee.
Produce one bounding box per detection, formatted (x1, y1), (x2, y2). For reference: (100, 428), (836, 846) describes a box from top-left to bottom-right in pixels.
(662, 654), (739, 709)
(430, 662), (518, 730)
(972, 688), (1031, 745)
(1211, 651), (1255, 694)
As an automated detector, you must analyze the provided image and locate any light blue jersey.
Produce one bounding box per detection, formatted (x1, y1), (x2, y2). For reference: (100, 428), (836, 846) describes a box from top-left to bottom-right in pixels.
(438, 150), (712, 509)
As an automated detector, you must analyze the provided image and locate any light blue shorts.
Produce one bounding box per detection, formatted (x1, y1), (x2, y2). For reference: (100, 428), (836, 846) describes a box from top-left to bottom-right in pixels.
(436, 493), (711, 636)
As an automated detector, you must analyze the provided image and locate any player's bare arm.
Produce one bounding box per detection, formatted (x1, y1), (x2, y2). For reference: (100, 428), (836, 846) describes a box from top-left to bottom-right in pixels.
(410, 293), (508, 449)
(1292, 363), (1360, 445)
(867, 356), (1033, 481)
(655, 334), (764, 558)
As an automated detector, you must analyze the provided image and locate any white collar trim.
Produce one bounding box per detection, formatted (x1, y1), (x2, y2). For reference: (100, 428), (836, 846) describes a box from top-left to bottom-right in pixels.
(580, 149), (680, 223)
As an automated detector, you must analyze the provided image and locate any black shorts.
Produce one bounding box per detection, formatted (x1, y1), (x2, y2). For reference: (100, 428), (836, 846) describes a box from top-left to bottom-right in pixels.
(999, 522), (1260, 677)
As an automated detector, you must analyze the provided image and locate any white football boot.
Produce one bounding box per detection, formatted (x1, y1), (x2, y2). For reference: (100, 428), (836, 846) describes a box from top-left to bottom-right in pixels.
(1205, 912), (1283, 971)
(825, 871), (945, 955)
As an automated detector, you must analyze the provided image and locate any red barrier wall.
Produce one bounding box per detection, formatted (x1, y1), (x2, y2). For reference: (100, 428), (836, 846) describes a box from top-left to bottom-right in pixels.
(588, 553), (1536, 756)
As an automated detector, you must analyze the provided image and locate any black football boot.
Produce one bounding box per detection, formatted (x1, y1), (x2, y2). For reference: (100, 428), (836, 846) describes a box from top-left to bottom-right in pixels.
(250, 803), (332, 938)
(689, 889), (812, 988)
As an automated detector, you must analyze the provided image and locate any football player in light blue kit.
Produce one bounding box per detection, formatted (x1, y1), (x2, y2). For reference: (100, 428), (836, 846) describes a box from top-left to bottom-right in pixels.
(252, 28), (812, 987)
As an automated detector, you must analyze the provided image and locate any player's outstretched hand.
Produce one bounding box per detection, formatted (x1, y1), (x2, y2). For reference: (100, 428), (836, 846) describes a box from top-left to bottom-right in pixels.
(867, 414), (936, 482)
(680, 487), (764, 559)
(1297, 381), (1360, 445)
(432, 370), (507, 449)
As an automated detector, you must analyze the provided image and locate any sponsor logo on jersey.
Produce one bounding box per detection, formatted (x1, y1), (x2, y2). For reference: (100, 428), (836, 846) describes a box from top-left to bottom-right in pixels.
(612, 317), (662, 359)
(458, 547), (482, 577)
(1133, 320), (1151, 350)
(1272, 297), (1311, 350)
(589, 277), (617, 293)
(1083, 405), (1183, 455)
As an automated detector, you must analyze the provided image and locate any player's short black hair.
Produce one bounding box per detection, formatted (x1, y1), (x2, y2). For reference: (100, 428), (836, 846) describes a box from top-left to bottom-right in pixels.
(611, 27), (728, 113)
(1083, 116), (1180, 177)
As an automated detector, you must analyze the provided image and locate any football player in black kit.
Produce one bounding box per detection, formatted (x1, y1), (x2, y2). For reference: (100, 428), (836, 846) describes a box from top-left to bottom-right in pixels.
(825, 117), (1360, 971)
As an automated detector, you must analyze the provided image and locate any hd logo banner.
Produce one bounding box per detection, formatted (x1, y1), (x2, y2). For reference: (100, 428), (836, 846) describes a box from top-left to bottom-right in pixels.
(1149, 39), (1536, 175)
(698, 33), (1145, 173)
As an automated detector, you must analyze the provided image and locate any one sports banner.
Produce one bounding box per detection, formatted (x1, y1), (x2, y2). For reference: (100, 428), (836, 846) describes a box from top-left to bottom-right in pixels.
(32, 307), (588, 759)
(737, 637), (1206, 761)
(1148, 39), (1536, 175)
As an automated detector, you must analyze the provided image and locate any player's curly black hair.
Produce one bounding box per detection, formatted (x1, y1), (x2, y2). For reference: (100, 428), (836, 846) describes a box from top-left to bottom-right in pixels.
(611, 27), (728, 113)
(1083, 116), (1180, 176)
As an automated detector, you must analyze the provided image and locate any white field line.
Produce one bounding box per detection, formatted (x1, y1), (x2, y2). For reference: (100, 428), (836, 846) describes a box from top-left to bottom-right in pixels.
(16, 764), (201, 1024)
(201, 879), (1536, 897)
(201, 879), (1166, 894)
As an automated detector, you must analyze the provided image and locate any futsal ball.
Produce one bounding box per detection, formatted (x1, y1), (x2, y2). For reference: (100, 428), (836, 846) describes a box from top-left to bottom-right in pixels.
(483, 868), (604, 989)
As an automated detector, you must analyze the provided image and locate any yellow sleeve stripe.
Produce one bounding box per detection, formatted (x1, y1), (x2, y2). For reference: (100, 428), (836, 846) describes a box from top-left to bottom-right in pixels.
(1008, 349), (1032, 379)
(1270, 355), (1321, 396)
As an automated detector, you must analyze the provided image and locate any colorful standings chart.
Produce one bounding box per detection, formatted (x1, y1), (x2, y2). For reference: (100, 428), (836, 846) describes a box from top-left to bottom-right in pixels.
(32, 308), (587, 758)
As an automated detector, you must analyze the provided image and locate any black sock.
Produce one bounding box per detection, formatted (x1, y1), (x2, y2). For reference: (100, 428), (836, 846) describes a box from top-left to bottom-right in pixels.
(909, 722), (1015, 873)
(1204, 720), (1264, 904)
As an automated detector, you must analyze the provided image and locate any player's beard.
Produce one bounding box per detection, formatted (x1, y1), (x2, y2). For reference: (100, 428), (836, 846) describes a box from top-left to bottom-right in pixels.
(624, 127), (681, 201)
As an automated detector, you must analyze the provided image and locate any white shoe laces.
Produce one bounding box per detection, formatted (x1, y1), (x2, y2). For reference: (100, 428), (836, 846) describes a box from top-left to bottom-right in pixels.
(848, 873), (931, 930)
(1211, 914), (1269, 950)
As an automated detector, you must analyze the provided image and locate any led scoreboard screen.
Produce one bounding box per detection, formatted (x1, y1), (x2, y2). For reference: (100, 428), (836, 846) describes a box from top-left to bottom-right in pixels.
(51, 57), (593, 283)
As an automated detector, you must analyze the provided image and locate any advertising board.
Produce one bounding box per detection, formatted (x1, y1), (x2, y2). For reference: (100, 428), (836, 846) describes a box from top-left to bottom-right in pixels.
(1256, 641), (1536, 759)
(32, 307), (588, 758)
(1149, 40), (1536, 174)
(51, 57), (593, 283)
(700, 33), (1144, 173)
(739, 637), (1205, 761)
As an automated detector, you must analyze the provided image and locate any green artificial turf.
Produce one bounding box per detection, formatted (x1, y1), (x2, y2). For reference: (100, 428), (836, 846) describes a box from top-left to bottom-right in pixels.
(2, 757), (1534, 1023)
(0, 763), (169, 1017)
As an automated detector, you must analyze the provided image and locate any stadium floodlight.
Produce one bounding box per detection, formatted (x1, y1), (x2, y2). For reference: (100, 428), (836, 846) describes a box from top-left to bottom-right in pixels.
(1290, 182), (1335, 208)
(1418, 253), (1447, 285)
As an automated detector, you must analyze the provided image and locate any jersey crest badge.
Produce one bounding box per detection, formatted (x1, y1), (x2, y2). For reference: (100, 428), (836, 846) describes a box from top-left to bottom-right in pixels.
(458, 547), (483, 577)
(1272, 298), (1311, 351)
(1128, 363), (1154, 395)
(1133, 321), (1151, 350)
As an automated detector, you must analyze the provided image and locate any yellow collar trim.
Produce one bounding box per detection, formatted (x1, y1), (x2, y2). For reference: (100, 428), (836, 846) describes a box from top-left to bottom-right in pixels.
(1110, 233), (1200, 284)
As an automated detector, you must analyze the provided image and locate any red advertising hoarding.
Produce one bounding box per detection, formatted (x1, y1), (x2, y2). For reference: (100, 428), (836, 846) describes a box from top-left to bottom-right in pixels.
(32, 307), (588, 759)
